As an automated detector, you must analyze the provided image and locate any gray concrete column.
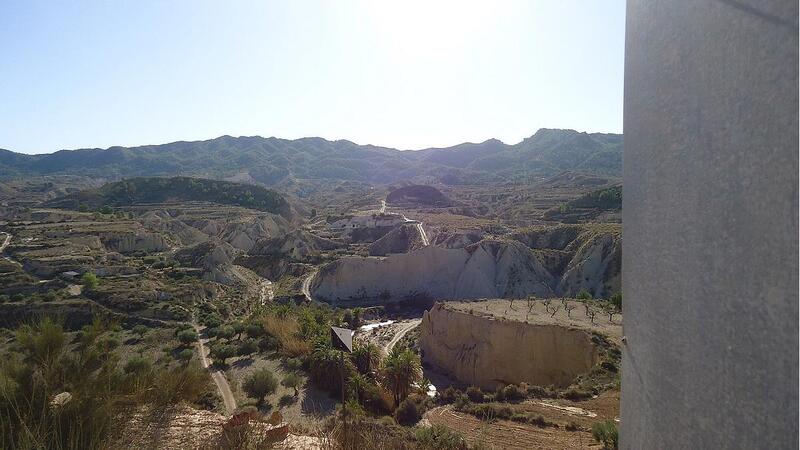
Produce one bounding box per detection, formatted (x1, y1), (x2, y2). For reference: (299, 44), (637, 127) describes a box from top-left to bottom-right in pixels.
(622, 1), (798, 448)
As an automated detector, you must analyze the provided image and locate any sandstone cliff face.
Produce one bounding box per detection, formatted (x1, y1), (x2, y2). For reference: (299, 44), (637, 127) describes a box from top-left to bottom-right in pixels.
(311, 239), (555, 305)
(420, 304), (599, 389)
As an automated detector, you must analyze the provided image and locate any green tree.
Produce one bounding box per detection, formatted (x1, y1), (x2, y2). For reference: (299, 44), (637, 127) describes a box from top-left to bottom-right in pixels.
(177, 329), (198, 347)
(232, 321), (246, 340)
(281, 373), (301, 396)
(382, 347), (421, 405)
(177, 348), (194, 363)
(210, 344), (236, 366)
(81, 272), (99, 290)
(217, 325), (235, 341)
(243, 368), (278, 405)
(576, 289), (593, 300)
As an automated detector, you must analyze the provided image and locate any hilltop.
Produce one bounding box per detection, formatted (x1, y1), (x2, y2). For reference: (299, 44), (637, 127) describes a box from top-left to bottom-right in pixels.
(0, 129), (622, 185)
(42, 177), (292, 218)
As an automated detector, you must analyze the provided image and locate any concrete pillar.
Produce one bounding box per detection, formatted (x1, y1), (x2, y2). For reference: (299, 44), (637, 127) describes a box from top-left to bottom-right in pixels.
(622, 1), (797, 448)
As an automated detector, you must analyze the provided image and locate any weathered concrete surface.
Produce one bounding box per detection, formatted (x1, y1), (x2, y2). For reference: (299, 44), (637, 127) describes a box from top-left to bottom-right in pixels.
(420, 303), (600, 390)
(623, 1), (798, 448)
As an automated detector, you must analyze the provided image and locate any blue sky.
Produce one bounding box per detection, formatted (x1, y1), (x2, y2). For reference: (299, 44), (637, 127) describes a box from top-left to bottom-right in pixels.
(0, 1), (625, 155)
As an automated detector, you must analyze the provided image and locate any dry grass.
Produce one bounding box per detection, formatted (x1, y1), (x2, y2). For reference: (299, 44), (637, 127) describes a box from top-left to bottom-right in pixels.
(262, 315), (312, 357)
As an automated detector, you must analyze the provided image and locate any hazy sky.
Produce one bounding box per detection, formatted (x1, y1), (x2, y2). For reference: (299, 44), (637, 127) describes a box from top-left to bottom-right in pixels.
(0, 1), (625, 155)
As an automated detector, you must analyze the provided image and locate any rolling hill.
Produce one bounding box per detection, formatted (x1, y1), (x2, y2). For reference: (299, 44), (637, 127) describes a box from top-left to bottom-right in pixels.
(0, 129), (622, 186)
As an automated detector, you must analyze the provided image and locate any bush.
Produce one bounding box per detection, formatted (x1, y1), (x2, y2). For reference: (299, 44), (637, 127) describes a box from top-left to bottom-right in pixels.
(81, 272), (99, 290)
(437, 386), (462, 404)
(609, 292), (622, 310)
(466, 386), (484, 403)
(414, 425), (467, 450)
(238, 339), (258, 356)
(462, 403), (512, 421)
(243, 368), (278, 405)
(132, 324), (149, 338)
(562, 387), (592, 401)
(394, 398), (421, 426)
(501, 384), (526, 402)
(592, 420), (619, 449)
(284, 357), (303, 372)
(177, 348), (194, 362)
(258, 335), (280, 353)
(245, 323), (265, 339)
(123, 356), (151, 374)
(576, 289), (593, 300)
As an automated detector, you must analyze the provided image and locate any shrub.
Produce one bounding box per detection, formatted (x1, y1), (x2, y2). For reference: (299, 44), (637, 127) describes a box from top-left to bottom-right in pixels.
(576, 289), (593, 300)
(437, 386), (462, 404)
(243, 368), (278, 405)
(394, 398), (421, 426)
(284, 357), (303, 372)
(592, 420), (619, 449)
(566, 421), (581, 432)
(609, 292), (622, 310)
(258, 336), (280, 353)
(245, 323), (265, 339)
(466, 386), (484, 403)
(81, 272), (99, 290)
(414, 425), (467, 450)
(563, 387), (592, 401)
(123, 356), (151, 374)
(132, 324), (149, 339)
(217, 325), (235, 340)
(177, 348), (194, 362)
(501, 384), (526, 402)
(238, 339), (258, 356)
(463, 403), (512, 421)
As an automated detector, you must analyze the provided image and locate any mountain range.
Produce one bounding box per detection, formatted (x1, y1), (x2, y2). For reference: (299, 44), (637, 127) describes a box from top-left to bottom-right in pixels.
(0, 128), (622, 186)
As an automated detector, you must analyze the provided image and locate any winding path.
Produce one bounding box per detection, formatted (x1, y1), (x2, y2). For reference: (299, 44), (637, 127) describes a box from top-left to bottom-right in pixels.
(383, 319), (422, 355)
(193, 323), (237, 415)
(301, 269), (317, 302)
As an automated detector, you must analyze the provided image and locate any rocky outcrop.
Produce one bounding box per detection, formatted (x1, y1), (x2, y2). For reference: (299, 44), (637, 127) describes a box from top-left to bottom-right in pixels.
(511, 224), (621, 298)
(250, 230), (340, 261)
(100, 232), (169, 254)
(419, 303), (600, 389)
(311, 239), (556, 305)
(368, 223), (426, 256)
(174, 240), (243, 285)
(430, 230), (483, 249)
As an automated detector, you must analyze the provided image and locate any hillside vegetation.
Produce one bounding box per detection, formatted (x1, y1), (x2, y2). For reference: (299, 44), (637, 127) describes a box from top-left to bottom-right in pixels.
(44, 177), (291, 217)
(1, 129), (622, 184)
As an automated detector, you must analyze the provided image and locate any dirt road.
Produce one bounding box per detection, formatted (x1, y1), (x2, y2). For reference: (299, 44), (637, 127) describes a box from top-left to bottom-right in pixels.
(383, 319), (421, 354)
(193, 323), (237, 415)
(0, 232), (10, 252)
(301, 270), (317, 302)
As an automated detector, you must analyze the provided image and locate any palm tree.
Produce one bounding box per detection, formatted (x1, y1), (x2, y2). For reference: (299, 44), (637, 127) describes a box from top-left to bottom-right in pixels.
(351, 343), (381, 375)
(348, 372), (370, 403)
(382, 347), (422, 406)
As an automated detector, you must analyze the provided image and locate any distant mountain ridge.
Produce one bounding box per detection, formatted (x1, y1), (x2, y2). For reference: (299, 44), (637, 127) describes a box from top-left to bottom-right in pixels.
(0, 129), (622, 185)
